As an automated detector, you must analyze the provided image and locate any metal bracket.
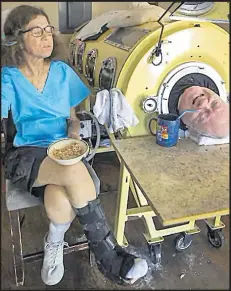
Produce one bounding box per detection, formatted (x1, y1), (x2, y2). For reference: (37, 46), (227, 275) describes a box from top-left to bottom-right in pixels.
(76, 42), (85, 74)
(142, 96), (158, 113)
(99, 57), (117, 90)
(85, 48), (98, 87)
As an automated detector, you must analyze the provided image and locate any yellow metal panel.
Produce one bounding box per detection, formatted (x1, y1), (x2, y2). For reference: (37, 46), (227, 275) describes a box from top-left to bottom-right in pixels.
(116, 21), (229, 137)
(126, 206), (154, 217)
(162, 209), (229, 227)
(113, 162), (130, 246)
(70, 20), (229, 138)
(143, 220), (199, 240)
(70, 12), (230, 248)
(204, 217), (226, 230)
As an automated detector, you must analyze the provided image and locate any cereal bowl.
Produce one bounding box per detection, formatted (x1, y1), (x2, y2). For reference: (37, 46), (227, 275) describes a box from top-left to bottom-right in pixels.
(47, 138), (89, 166)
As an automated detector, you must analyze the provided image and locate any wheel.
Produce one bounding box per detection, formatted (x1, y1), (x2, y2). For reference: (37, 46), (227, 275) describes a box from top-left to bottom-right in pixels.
(207, 229), (224, 248)
(148, 243), (162, 264)
(175, 233), (192, 252)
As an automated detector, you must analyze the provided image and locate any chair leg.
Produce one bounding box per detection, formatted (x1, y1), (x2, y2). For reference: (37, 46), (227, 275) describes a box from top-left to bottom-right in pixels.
(8, 210), (24, 286)
(89, 249), (95, 267)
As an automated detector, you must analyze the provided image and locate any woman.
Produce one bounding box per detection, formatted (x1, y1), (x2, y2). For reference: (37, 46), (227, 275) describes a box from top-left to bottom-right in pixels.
(1, 5), (148, 286)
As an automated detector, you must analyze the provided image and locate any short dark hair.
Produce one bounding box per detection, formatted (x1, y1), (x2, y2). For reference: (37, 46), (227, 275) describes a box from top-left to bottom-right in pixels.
(1, 5), (61, 67)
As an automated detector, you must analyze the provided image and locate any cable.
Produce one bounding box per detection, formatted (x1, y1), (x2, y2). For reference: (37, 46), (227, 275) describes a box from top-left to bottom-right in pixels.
(169, 2), (185, 17)
(151, 2), (184, 67)
(152, 48), (163, 66)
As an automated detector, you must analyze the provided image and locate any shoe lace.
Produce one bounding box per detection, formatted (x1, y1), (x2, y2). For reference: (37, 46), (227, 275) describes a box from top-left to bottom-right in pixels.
(45, 241), (69, 268)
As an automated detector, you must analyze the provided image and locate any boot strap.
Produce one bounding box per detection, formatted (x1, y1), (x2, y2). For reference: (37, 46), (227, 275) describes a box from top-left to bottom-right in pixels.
(90, 232), (135, 279)
(75, 197), (100, 216)
(90, 231), (117, 259)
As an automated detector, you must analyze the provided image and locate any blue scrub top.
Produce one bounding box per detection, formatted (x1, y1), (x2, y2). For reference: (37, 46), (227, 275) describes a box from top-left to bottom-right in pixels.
(1, 61), (91, 147)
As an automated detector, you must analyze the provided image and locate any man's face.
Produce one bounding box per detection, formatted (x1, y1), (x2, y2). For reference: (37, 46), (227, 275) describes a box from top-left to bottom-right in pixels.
(178, 86), (229, 138)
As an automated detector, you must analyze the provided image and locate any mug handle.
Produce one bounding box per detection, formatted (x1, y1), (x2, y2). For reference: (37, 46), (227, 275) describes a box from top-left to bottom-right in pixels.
(148, 117), (157, 136)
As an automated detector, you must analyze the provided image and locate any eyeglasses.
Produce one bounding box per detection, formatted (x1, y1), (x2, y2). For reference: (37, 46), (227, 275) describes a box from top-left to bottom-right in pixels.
(20, 25), (54, 38)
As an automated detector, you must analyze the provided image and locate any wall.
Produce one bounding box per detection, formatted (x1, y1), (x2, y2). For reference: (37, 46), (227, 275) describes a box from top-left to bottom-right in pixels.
(2, 1), (228, 59)
(1, 1), (153, 57)
(157, 2), (229, 32)
(92, 2), (153, 17)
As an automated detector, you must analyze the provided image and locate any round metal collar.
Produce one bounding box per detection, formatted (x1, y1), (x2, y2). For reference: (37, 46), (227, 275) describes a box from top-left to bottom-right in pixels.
(157, 62), (227, 115)
(178, 2), (214, 16)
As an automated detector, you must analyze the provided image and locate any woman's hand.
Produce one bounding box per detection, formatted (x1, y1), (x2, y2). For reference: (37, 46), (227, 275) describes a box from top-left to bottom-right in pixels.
(67, 119), (81, 139)
(68, 129), (81, 140)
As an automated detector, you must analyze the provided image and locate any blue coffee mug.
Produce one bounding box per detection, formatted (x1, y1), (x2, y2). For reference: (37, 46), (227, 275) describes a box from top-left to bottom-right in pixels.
(149, 113), (180, 147)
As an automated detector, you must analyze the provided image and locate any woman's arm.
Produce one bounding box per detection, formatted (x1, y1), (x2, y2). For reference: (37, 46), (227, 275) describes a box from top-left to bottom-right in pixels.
(62, 62), (91, 139)
(67, 107), (81, 139)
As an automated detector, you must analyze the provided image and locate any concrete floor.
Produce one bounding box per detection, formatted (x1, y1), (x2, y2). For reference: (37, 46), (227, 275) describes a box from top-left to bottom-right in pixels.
(1, 151), (230, 290)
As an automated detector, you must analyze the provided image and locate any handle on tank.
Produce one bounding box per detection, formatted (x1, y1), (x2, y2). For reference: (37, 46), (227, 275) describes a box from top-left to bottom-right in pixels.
(76, 110), (101, 161)
(148, 117), (157, 136)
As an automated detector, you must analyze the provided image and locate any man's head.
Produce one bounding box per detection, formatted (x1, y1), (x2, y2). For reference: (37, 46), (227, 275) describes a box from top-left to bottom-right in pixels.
(178, 86), (229, 138)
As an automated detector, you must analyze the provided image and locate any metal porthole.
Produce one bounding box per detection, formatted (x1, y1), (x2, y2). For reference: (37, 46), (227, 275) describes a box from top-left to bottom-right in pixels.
(99, 57), (117, 91)
(85, 49), (98, 87)
(75, 42), (86, 74)
(178, 2), (214, 16)
(157, 62), (227, 114)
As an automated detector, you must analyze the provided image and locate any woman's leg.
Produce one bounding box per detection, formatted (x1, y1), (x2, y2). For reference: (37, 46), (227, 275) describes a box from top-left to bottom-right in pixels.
(44, 184), (76, 224)
(75, 198), (148, 285)
(35, 157), (97, 208)
(41, 184), (75, 286)
(36, 157), (148, 285)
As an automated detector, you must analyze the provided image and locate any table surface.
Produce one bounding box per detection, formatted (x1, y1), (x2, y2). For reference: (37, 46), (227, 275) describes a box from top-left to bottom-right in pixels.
(112, 136), (229, 226)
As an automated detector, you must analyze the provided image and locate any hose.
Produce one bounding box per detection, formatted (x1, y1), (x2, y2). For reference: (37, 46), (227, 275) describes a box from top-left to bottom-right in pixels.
(76, 110), (101, 161)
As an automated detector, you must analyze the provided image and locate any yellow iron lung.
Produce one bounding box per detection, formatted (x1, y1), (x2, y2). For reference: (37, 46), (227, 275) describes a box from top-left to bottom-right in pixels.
(69, 9), (229, 138)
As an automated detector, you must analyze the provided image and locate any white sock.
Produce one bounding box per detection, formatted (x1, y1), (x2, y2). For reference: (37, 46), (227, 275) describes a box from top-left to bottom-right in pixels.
(126, 258), (148, 281)
(47, 222), (71, 243)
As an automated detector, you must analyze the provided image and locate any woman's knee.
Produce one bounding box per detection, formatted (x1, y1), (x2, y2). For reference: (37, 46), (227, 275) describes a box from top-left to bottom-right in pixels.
(44, 185), (76, 224)
(61, 162), (96, 191)
(36, 159), (95, 189)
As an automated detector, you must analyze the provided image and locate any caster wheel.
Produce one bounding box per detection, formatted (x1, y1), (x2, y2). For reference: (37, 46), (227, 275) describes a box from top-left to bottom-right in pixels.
(207, 229), (224, 248)
(148, 243), (162, 264)
(175, 233), (192, 252)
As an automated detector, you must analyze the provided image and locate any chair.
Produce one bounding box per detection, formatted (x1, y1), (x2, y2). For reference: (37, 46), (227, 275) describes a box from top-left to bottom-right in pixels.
(5, 163), (100, 286)
(2, 118), (101, 286)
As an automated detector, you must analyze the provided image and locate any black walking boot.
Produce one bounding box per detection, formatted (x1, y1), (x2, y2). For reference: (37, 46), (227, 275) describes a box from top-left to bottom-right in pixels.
(75, 197), (148, 285)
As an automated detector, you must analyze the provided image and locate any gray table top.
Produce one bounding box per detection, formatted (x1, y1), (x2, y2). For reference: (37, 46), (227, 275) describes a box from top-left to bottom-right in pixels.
(112, 136), (229, 226)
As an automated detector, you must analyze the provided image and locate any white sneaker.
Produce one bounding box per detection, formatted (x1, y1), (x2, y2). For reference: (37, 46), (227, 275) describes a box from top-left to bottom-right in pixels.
(125, 258), (148, 284)
(41, 234), (68, 285)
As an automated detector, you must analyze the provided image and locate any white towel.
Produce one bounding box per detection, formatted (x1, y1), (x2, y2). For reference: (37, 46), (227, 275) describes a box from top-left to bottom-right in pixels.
(107, 7), (171, 29)
(76, 10), (121, 41)
(93, 88), (139, 133)
(76, 6), (171, 41)
(186, 129), (229, 146)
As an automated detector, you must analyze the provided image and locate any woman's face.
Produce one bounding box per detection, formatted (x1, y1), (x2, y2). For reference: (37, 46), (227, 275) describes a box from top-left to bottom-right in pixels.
(22, 15), (54, 59)
(178, 86), (229, 138)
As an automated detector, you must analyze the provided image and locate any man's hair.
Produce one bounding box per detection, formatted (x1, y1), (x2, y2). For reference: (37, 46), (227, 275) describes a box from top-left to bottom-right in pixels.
(188, 115), (229, 139)
(1, 5), (61, 67)
(189, 126), (223, 139)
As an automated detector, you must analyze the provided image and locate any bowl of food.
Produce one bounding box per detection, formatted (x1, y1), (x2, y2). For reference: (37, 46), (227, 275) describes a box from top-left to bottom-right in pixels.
(47, 138), (89, 166)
